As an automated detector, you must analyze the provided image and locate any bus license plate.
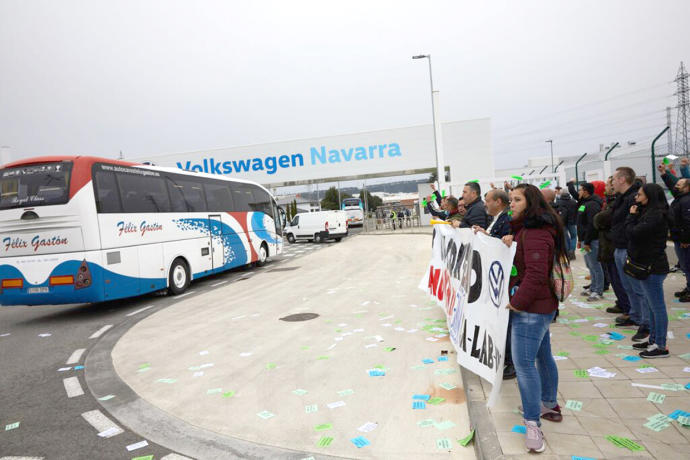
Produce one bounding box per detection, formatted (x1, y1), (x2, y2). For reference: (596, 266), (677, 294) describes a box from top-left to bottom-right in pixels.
(28, 287), (49, 294)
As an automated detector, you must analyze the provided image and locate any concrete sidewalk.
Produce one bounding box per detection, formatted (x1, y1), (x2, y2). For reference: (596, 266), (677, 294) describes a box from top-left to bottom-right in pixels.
(111, 234), (476, 459)
(475, 257), (690, 459)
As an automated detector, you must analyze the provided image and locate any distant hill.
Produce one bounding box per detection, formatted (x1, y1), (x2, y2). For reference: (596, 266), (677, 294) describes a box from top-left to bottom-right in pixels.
(297, 178), (428, 200)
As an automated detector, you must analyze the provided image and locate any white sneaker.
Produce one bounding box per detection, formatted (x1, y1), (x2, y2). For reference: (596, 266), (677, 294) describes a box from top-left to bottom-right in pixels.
(580, 289), (591, 297)
(587, 293), (603, 302)
(524, 420), (546, 453)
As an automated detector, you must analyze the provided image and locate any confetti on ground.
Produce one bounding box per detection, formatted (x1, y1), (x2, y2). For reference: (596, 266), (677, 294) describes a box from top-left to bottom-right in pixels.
(368, 369), (385, 377)
(337, 389), (354, 396)
(668, 410), (690, 419)
(511, 425), (526, 434)
(358, 421), (378, 432)
(351, 436), (371, 448)
(305, 404), (318, 413)
(622, 355), (641, 362)
(422, 358), (435, 364)
(565, 400), (583, 411)
(605, 435), (644, 451)
(126, 440), (149, 451)
(292, 389), (308, 396)
(434, 420), (456, 430)
(428, 397), (445, 405)
(5, 422), (20, 431)
(647, 392), (666, 404)
(574, 369), (588, 378)
(314, 423), (332, 431)
(206, 388), (222, 395)
(257, 411), (275, 419)
(413, 394), (430, 401)
(435, 368), (457, 375)
(440, 383), (457, 390)
(417, 419), (435, 428)
(384, 347), (396, 352)
(317, 436), (334, 447)
(222, 391), (235, 398)
(327, 401), (346, 409)
(266, 362), (277, 369)
(156, 378), (177, 384)
(436, 438), (452, 449)
(98, 394), (115, 401)
(661, 383), (685, 391)
(131, 456), (153, 460)
(412, 401), (427, 409)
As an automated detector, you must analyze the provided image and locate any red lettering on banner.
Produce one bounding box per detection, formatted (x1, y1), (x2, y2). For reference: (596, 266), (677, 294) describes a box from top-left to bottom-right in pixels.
(428, 267), (441, 297)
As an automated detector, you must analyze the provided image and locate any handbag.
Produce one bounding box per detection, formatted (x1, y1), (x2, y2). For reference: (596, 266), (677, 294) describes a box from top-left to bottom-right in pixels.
(623, 257), (651, 280)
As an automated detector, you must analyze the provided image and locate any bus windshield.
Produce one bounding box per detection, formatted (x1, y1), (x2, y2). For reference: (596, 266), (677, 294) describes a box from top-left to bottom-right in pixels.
(0, 162), (72, 210)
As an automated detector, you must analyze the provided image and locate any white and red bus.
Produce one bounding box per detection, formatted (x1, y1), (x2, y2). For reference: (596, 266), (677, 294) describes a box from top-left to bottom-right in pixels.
(0, 156), (284, 306)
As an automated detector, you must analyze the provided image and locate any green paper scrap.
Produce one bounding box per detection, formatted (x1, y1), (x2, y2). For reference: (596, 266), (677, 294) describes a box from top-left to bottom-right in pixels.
(317, 436), (334, 447)
(440, 383), (457, 390)
(436, 438), (452, 449)
(647, 413), (671, 424)
(431, 192), (437, 201)
(539, 180), (551, 189)
(156, 378), (177, 384)
(5, 422), (19, 431)
(434, 420), (456, 430)
(314, 423), (333, 431)
(663, 157), (670, 164)
(435, 368), (457, 375)
(583, 334), (598, 342)
(595, 349), (610, 355)
(417, 418), (436, 428)
(677, 415), (690, 426)
(132, 456), (154, 460)
(266, 362), (277, 369)
(570, 324), (581, 328)
(565, 400), (583, 411)
(574, 369), (588, 378)
(511, 265), (518, 276)
(578, 205), (586, 212)
(410, 365), (426, 370)
(679, 352), (690, 360)
(422, 199), (428, 206)
(661, 383), (684, 391)
(457, 429), (475, 446)
(334, 329), (342, 333)
(222, 391), (235, 398)
(644, 418), (670, 432)
(292, 389), (308, 396)
(317, 356), (329, 360)
(569, 331), (581, 337)
(428, 397), (446, 405)
(257, 411), (275, 419)
(374, 364), (385, 370)
(605, 435), (644, 451)
(98, 394), (115, 401)
(639, 364), (653, 368)
(647, 392), (666, 404)
(206, 388), (222, 395)
(384, 347), (396, 352)
(138, 363), (151, 369)
(301, 346), (310, 350)
(617, 345), (633, 350)
(468, 179), (479, 183)
(511, 175), (523, 180)
(337, 389), (354, 396)
(442, 189), (447, 197)
(556, 351), (570, 357)
(305, 404), (318, 414)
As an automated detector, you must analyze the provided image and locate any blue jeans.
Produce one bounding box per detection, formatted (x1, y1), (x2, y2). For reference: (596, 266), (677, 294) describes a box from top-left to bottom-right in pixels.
(583, 240), (604, 295)
(614, 248), (649, 327)
(606, 260), (630, 313)
(639, 273), (668, 348)
(674, 242), (690, 290)
(566, 225), (577, 253)
(511, 310), (558, 425)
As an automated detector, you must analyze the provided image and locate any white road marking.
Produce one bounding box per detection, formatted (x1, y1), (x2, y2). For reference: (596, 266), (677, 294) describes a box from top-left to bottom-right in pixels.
(89, 325), (113, 339)
(63, 377), (84, 398)
(126, 305), (154, 316)
(211, 280), (229, 287)
(81, 410), (123, 438)
(175, 290), (196, 299)
(66, 348), (86, 364)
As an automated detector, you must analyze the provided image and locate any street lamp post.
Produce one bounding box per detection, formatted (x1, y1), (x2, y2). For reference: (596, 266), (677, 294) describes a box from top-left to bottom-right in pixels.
(545, 139), (554, 173)
(413, 54), (445, 190)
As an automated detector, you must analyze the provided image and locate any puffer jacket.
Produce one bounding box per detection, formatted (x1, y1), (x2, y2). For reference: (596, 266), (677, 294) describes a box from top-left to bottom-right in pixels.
(508, 212), (559, 314)
(624, 206), (670, 275)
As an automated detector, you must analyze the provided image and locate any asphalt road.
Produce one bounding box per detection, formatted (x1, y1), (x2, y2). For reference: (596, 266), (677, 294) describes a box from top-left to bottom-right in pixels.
(0, 236), (346, 460)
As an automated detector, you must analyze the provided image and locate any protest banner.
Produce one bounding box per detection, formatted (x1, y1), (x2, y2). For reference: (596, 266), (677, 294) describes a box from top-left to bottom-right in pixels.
(420, 225), (516, 406)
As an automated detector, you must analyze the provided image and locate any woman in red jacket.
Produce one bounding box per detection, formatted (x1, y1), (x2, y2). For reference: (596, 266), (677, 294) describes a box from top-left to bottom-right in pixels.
(502, 183), (568, 453)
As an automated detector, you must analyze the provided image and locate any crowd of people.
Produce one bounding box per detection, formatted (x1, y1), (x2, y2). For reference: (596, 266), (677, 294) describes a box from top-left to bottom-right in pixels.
(425, 163), (683, 453)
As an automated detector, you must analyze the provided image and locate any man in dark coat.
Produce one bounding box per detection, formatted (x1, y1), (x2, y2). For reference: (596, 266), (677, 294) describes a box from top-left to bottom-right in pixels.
(665, 176), (690, 301)
(460, 181), (489, 229)
(575, 182), (604, 301)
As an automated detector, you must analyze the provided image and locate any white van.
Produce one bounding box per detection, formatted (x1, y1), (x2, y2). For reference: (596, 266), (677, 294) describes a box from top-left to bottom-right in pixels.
(285, 210), (348, 243)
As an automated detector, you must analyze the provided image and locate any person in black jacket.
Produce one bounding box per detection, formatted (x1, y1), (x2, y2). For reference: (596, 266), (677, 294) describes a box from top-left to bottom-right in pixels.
(625, 183), (670, 358)
(664, 177), (690, 301)
(575, 182), (604, 301)
(555, 191), (578, 260)
(461, 182), (489, 229)
(610, 167), (649, 336)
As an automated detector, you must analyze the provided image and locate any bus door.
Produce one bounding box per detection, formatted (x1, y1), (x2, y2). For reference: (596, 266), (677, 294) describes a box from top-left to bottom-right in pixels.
(208, 215), (224, 269)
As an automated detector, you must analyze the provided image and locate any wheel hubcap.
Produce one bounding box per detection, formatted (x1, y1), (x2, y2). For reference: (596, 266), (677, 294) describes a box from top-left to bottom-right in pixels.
(173, 265), (186, 288)
(260, 247), (267, 262)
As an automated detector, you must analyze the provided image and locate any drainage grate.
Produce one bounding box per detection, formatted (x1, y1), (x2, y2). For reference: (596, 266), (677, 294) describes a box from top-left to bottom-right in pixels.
(268, 266), (300, 273)
(279, 313), (319, 322)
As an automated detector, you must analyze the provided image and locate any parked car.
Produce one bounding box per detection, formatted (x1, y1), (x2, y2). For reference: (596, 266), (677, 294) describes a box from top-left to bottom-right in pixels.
(284, 210), (348, 243)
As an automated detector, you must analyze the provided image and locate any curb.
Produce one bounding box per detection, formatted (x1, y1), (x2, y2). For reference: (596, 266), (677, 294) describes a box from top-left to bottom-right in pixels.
(460, 367), (503, 460)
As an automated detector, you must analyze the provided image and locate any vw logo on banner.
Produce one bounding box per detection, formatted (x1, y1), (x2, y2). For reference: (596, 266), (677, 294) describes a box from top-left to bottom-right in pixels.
(488, 261), (504, 308)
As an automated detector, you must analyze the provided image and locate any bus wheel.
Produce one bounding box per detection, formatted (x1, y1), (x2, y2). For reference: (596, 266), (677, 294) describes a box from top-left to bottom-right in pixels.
(314, 233), (321, 243)
(256, 243), (268, 267)
(287, 233), (295, 244)
(168, 258), (190, 295)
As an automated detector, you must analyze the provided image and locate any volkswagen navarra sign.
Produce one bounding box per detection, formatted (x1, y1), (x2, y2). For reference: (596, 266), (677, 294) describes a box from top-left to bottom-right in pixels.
(129, 119), (493, 187)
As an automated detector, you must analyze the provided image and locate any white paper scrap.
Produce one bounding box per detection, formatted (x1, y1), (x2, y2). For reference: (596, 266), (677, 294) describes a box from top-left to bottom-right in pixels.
(327, 400), (346, 409)
(58, 367), (72, 372)
(365, 344), (377, 348)
(97, 427), (122, 438)
(426, 337), (439, 342)
(553, 356), (568, 361)
(239, 352), (253, 357)
(636, 367), (658, 373)
(381, 323), (392, 327)
(193, 372), (204, 378)
(632, 383), (665, 390)
(374, 335), (384, 342)
(593, 323), (608, 328)
(407, 329), (418, 333)
(394, 327), (405, 331)
(38, 333), (52, 337)
(126, 440), (149, 451)
(199, 363), (214, 369)
(353, 328), (365, 333)
(358, 421), (378, 433)
(199, 350), (209, 355)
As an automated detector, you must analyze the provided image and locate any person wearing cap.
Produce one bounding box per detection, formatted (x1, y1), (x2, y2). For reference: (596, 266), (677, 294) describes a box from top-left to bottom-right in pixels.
(576, 182), (604, 302)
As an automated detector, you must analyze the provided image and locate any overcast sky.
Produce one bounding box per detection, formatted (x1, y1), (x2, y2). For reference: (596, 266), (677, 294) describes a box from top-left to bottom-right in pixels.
(1, 0), (688, 175)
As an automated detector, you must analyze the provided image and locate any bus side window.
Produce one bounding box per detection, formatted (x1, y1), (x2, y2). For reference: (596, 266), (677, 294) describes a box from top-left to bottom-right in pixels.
(230, 184), (252, 212)
(166, 175), (206, 212)
(203, 181), (234, 212)
(93, 171), (122, 213)
(250, 186), (273, 217)
(117, 173), (171, 213)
